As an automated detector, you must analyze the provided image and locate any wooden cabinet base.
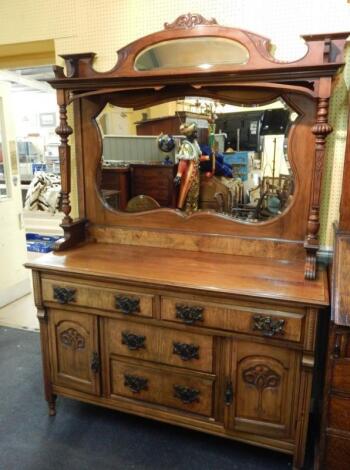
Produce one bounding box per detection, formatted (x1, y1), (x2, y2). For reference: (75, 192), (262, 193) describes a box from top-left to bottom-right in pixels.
(27, 244), (328, 470)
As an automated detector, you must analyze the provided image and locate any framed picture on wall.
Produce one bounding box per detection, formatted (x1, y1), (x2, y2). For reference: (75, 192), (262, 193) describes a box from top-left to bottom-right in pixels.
(39, 113), (56, 127)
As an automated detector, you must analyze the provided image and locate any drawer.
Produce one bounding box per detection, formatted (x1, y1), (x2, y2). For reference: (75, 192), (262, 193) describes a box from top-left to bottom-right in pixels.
(161, 296), (304, 342)
(324, 434), (350, 470)
(106, 318), (213, 372)
(42, 278), (154, 318)
(328, 395), (350, 432)
(332, 360), (350, 392)
(110, 358), (214, 417)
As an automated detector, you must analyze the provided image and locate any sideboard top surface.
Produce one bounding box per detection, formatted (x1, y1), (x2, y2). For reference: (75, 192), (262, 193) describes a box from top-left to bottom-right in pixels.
(26, 242), (329, 307)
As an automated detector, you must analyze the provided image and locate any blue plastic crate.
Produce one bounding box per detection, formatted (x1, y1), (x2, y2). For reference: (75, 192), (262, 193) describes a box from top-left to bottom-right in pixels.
(223, 151), (249, 181)
(26, 233), (61, 253)
(223, 151), (249, 166)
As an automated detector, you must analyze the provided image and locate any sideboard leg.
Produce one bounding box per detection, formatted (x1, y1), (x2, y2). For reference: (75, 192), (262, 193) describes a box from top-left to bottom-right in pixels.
(37, 308), (57, 417)
(48, 394), (57, 416)
(293, 361), (313, 470)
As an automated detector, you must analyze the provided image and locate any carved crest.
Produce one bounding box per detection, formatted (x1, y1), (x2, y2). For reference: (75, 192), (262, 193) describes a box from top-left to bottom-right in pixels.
(60, 328), (85, 350)
(164, 13), (217, 30)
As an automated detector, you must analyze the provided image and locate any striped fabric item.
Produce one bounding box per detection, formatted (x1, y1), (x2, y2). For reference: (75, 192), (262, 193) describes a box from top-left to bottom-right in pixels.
(25, 172), (61, 214)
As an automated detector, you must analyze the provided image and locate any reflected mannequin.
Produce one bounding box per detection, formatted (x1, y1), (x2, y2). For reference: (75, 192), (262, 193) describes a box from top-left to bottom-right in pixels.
(174, 123), (201, 214)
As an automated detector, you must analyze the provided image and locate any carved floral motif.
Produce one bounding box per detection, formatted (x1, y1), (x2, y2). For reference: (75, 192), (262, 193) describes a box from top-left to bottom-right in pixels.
(242, 364), (281, 415)
(243, 364), (281, 390)
(60, 328), (85, 350)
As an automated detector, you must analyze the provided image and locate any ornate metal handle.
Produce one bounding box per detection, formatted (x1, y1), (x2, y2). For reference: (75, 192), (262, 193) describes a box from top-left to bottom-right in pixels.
(333, 334), (341, 358)
(173, 342), (199, 361)
(53, 286), (76, 304)
(122, 331), (146, 350)
(115, 295), (140, 315)
(175, 304), (204, 324)
(252, 315), (285, 337)
(173, 385), (200, 404)
(225, 381), (233, 405)
(124, 374), (148, 393)
(91, 352), (100, 373)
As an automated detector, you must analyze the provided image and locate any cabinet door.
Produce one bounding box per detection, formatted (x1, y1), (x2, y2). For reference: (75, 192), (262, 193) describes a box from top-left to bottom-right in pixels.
(227, 341), (299, 439)
(49, 309), (100, 395)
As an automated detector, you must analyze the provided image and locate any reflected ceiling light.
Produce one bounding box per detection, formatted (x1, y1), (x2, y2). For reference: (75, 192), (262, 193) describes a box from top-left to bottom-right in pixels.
(198, 63), (212, 70)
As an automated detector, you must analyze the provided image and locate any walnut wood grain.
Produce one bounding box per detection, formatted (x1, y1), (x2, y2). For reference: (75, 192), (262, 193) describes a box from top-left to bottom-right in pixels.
(51, 20), (348, 88)
(161, 296), (305, 342)
(109, 357), (215, 417)
(106, 317), (213, 372)
(49, 13), (348, 278)
(228, 341), (299, 440)
(26, 15), (345, 470)
(48, 309), (100, 395)
(26, 242), (328, 306)
(41, 277), (154, 318)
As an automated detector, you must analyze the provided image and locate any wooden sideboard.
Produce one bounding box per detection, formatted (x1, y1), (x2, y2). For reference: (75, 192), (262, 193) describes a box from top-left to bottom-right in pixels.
(27, 243), (328, 469)
(316, 88), (350, 469)
(25, 13), (349, 470)
(318, 322), (350, 469)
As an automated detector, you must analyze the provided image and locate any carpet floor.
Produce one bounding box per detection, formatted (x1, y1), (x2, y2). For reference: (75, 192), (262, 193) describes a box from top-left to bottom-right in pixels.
(0, 326), (310, 470)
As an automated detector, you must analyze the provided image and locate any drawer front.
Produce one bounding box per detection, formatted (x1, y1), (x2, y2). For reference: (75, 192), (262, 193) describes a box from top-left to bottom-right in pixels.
(328, 395), (350, 432)
(106, 318), (213, 372)
(161, 297), (303, 342)
(324, 434), (350, 470)
(42, 278), (154, 318)
(110, 359), (214, 417)
(332, 360), (350, 392)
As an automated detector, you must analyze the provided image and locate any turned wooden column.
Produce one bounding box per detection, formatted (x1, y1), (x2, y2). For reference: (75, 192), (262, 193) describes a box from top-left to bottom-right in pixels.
(55, 89), (73, 225)
(304, 79), (333, 280)
(53, 89), (87, 251)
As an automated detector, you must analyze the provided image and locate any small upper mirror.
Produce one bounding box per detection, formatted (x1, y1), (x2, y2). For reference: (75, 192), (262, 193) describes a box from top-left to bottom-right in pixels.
(135, 37), (249, 71)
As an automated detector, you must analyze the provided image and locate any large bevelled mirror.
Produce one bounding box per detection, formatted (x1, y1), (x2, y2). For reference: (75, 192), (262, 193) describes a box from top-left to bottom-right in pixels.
(134, 37), (249, 71)
(96, 96), (297, 222)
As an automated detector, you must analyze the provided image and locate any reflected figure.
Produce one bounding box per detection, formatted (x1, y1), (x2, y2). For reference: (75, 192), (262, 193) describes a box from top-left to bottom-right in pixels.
(174, 123), (201, 214)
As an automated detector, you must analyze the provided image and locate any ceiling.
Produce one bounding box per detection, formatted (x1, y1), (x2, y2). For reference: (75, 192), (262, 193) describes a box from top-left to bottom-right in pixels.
(0, 65), (55, 93)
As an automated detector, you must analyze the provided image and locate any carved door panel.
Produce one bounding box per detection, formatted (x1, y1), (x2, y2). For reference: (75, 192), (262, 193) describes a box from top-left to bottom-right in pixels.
(227, 341), (299, 439)
(49, 309), (100, 395)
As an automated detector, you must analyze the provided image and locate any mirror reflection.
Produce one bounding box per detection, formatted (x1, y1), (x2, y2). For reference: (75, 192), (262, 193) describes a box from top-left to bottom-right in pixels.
(135, 37), (249, 71)
(0, 98), (9, 199)
(97, 97), (297, 222)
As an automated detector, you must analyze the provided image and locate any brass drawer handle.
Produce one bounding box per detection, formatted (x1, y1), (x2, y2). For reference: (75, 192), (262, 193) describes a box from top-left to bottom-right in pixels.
(175, 304), (204, 324)
(53, 286), (76, 304)
(122, 331), (146, 350)
(173, 385), (200, 404)
(173, 342), (199, 361)
(252, 314), (285, 337)
(115, 295), (140, 315)
(124, 374), (148, 393)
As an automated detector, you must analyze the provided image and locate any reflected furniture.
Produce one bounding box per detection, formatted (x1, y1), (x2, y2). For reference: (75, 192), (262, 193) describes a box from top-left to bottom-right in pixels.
(100, 166), (130, 210)
(25, 14), (349, 469)
(130, 163), (177, 208)
(317, 97), (350, 469)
